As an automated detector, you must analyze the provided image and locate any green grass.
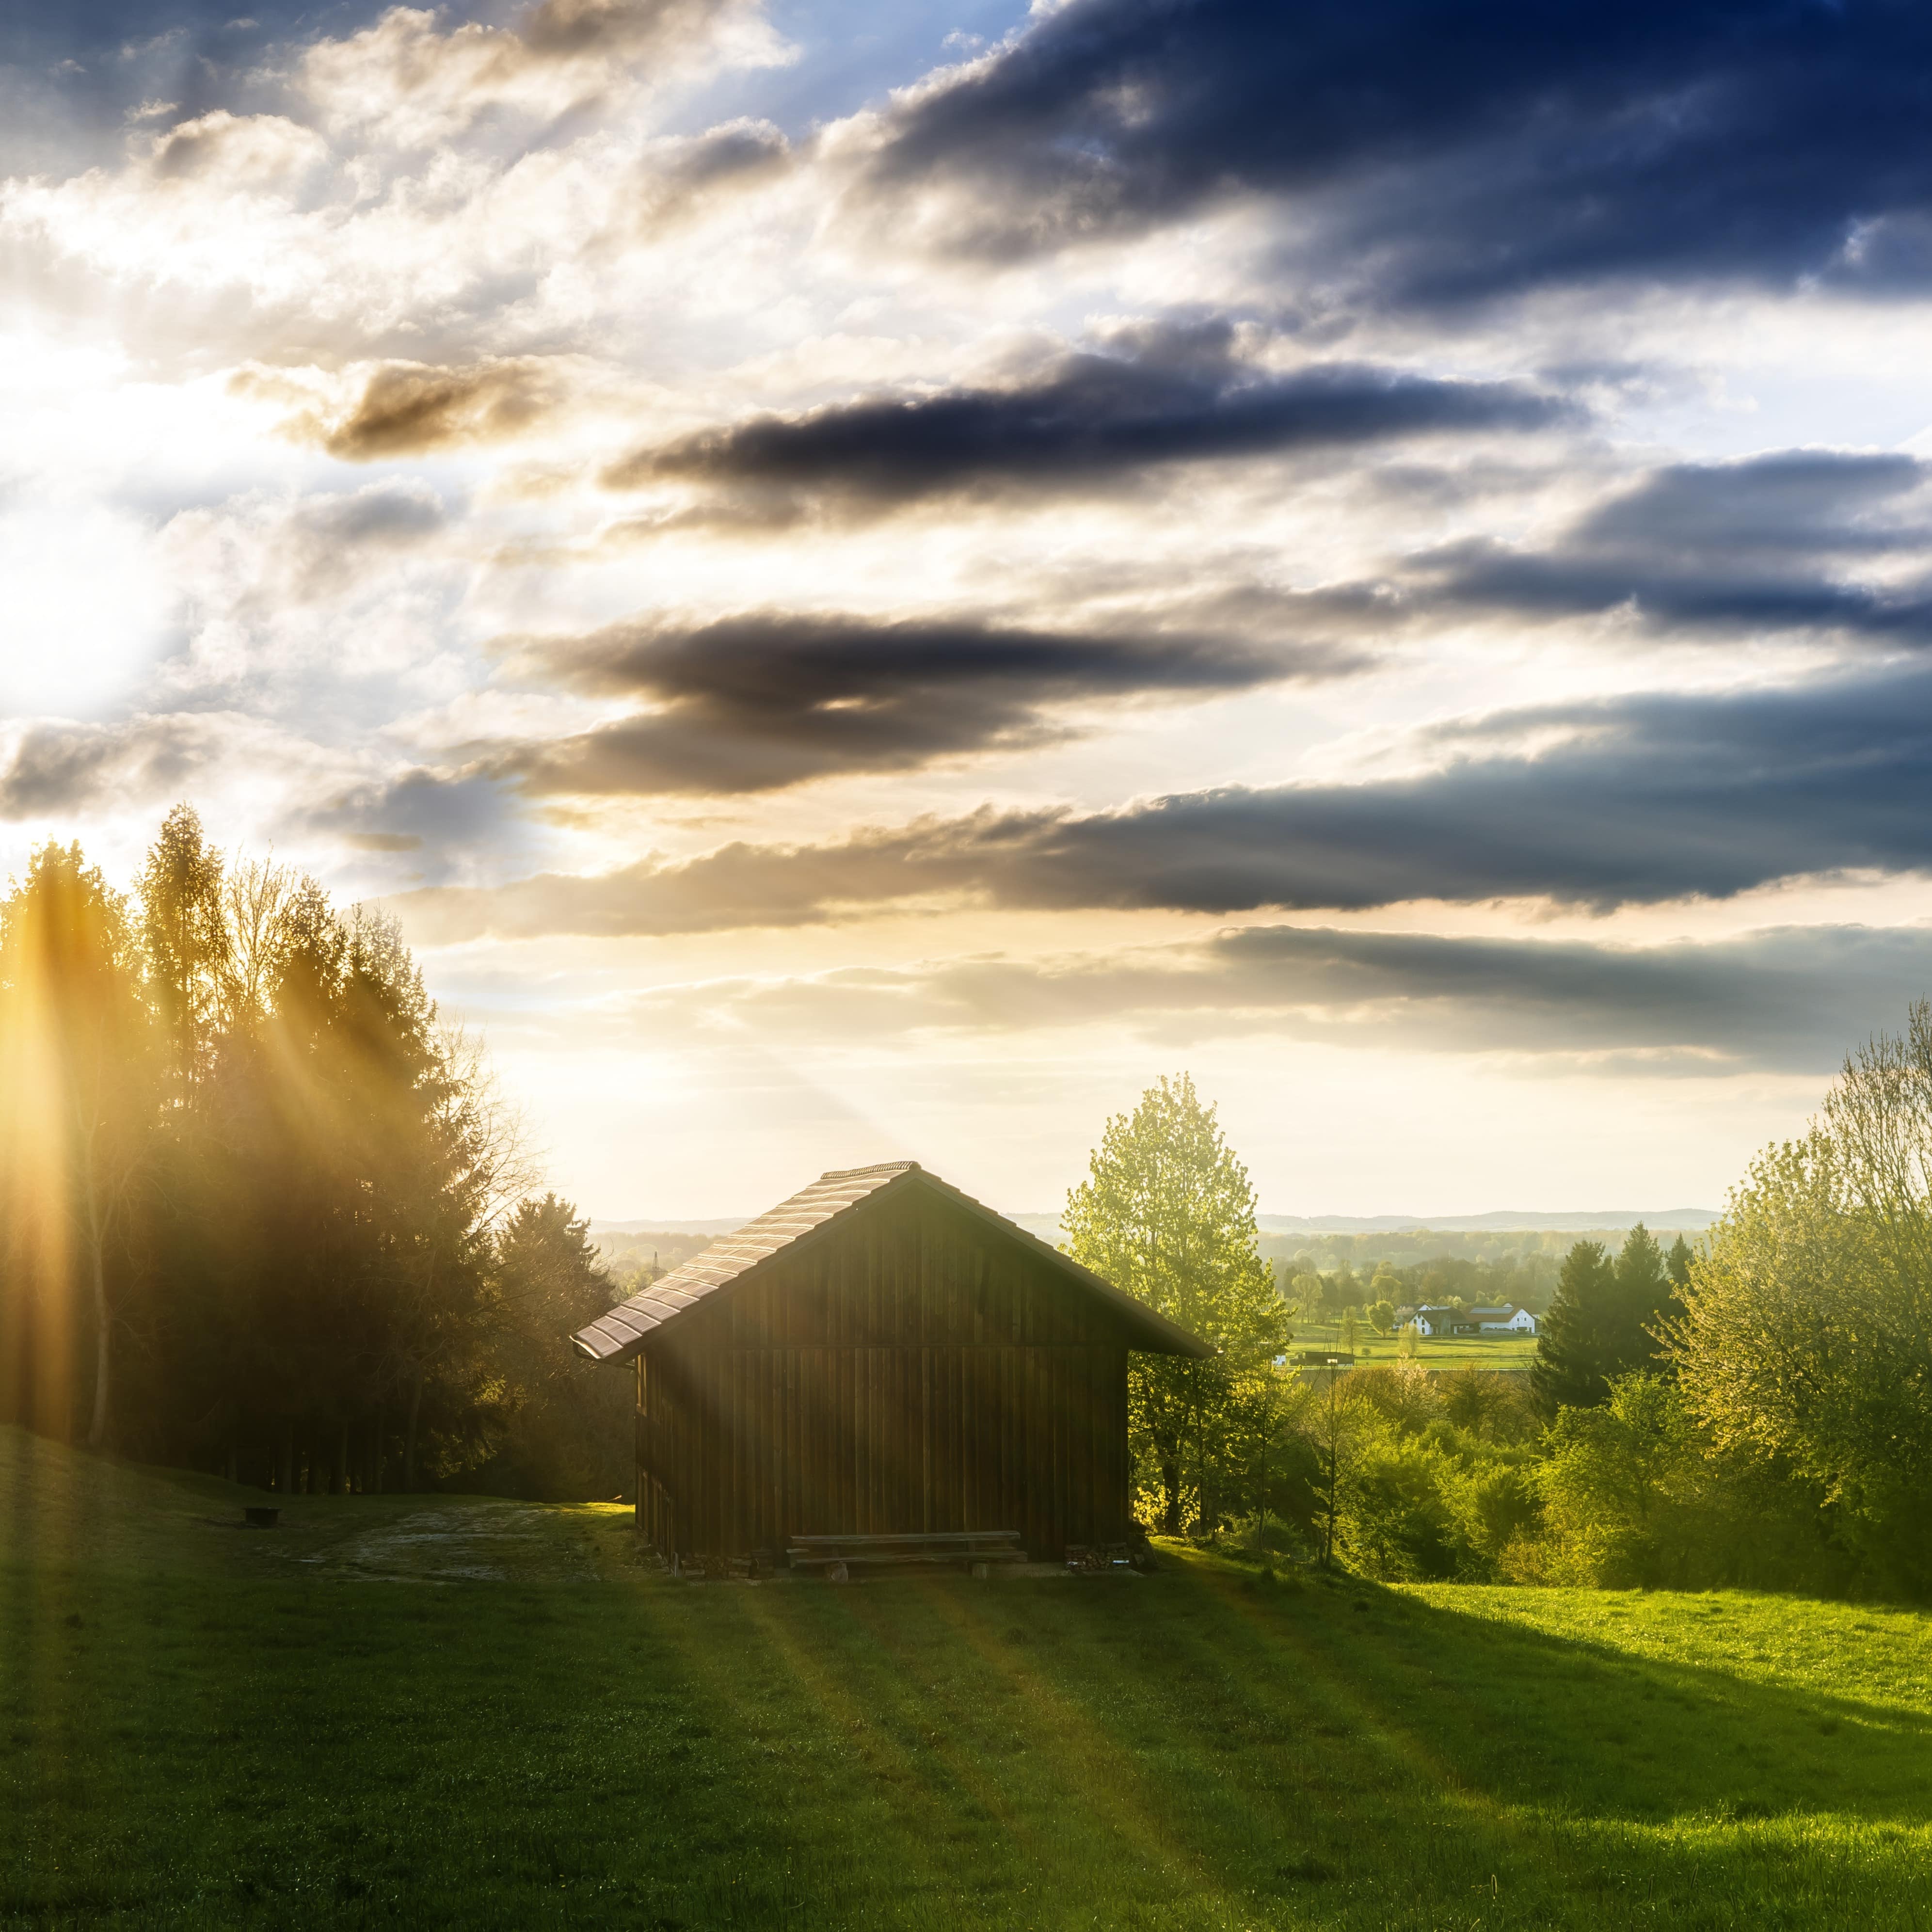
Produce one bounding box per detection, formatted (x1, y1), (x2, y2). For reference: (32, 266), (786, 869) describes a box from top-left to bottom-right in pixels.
(5, 1425), (1931, 1929)
(1295, 1321), (1539, 1369)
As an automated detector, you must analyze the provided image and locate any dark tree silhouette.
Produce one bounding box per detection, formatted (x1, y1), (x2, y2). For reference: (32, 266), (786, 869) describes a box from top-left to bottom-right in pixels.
(1532, 1225), (1681, 1415)
(0, 805), (613, 1502)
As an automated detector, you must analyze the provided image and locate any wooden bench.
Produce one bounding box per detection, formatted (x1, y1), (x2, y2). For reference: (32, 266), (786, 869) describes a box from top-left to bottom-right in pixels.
(787, 1530), (1026, 1577)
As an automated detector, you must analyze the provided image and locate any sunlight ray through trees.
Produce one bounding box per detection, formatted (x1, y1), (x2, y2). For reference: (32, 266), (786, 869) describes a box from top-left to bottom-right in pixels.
(0, 805), (626, 1503)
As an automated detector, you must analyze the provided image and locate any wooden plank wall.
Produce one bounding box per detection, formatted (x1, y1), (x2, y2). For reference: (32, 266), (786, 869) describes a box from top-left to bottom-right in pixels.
(635, 1187), (1134, 1560)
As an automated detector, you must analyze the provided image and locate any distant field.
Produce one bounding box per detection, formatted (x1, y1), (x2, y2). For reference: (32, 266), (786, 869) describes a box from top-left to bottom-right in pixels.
(1293, 1320), (1540, 1370)
(5, 1424), (1930, 1929)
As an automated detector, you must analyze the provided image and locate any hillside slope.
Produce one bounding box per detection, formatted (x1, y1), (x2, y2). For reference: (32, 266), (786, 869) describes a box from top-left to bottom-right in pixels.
(4, 1431), (1931, 1930)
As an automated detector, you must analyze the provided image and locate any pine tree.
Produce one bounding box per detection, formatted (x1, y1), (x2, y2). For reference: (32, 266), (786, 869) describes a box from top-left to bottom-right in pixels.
(1531, 1240), (1619, 1414)
(1665, 1234), (1694, 1293)
(1532, 1225), (1680, 1414)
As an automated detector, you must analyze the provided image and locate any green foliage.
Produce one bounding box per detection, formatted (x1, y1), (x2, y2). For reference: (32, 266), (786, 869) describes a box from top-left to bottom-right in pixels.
(1290, 1365), (1541, 1581)
(0, 806), (611, 1502)
(1518, 1373), (1835, 1592)
(1531, 1225), (1678, 1415)
(0, 843), (158, 1448)
(460, 1196), (632, 1501)
(1286, 1244), (1556, 1321)
(1063, 1072), (1288, 1534)
(1671, 1010), (1932, 1595)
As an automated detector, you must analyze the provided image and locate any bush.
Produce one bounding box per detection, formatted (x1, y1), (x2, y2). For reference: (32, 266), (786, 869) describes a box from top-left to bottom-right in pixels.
(1514, 1373), (1837, 1591)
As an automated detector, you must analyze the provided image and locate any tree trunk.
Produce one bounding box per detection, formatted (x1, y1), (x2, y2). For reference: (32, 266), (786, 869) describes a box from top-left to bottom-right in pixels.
(278, 1418), (294, 1496)
(83, 1197), (111, 1452)
(334, 1416), (350, 1495)
(1160, 1442), (1181, 1537)
(405, 1373), (425, 1492)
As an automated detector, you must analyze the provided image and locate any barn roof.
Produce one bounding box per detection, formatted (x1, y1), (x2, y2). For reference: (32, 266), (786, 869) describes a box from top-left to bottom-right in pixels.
(571, 1160), (1212, 1364)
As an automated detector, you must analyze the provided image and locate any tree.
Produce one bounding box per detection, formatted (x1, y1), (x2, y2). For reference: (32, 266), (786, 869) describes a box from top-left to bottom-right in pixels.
(1293, 1371), (1375, 1568)
(1368, 1299), (1395, 1335)
(463, 1195), (630, 1500)
(1530, 1241), (1615, 1413)
(1531, 1226), (1677, 1415)
(1062, 1073), (1288, 1535)
(1526, 1373), (1830, 1592)
(0, 846), (157, 1448)
(1669, 1004), (1932, 1592)
(1665, 1234), (1695, 1293)
(139, 804), (226, 1102)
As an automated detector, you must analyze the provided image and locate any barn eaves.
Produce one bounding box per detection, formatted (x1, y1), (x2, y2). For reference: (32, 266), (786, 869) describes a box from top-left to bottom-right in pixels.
(571, 1160), (1211, 1362)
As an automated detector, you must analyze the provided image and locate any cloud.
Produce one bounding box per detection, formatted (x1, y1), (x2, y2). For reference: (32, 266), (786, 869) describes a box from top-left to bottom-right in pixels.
(276, 358), (569, 460)
(393, 662), (1932, 939)
(299, 0), (789, 147)
(620, 920), (1932, 1074)
(604, 323), (1571, 505)
(633, 117), (790, 232)
(1198, 452), (1932, 655)
(148, 109), (326, 186)
(850, 0), (1932, 302)
(484, 608), (1360, 795)
(1409, 452), (1932, 644)
(0, 712), (275, 819)
(163, 479), (449, 622)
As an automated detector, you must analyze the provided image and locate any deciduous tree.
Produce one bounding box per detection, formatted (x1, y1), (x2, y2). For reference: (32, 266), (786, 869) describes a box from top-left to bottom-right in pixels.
(1062, 1073), (1288, 1535)
(1670, 1004), (1932, 1591)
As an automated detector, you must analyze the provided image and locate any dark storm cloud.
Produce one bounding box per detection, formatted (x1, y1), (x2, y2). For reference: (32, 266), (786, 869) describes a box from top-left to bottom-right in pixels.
(857, 0), (1932, 301)
(1318, 453), (1932, 649)
(396, 662), (1932, 940)
(604, 326), (1570, 502)
(490, 609), (1352, 795)
(636, 922), (1932, 1074)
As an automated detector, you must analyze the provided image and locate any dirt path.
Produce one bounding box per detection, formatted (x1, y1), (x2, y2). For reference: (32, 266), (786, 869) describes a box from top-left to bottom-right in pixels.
(230, 1494), (637, 1584)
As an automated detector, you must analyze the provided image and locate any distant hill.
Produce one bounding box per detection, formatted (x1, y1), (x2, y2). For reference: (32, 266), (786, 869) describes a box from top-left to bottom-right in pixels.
(597, 1208), (1722, 1251)
(591, 1218), (749, 1238)
(1254, 1209), (1721, 1234)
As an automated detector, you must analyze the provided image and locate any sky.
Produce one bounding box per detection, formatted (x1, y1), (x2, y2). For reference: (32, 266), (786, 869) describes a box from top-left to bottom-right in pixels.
(7, 0), (1932, 1219)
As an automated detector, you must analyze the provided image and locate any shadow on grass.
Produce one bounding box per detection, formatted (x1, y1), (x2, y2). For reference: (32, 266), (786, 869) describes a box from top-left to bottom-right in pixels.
(5, 1522), (1932, 1930)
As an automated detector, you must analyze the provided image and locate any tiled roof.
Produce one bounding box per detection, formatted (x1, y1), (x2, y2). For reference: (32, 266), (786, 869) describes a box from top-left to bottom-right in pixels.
(570, 1160), (1211, 1364)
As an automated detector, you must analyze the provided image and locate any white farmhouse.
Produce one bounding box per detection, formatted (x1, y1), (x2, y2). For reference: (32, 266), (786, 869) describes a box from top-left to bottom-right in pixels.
(1472, 1305), (1537, 1334)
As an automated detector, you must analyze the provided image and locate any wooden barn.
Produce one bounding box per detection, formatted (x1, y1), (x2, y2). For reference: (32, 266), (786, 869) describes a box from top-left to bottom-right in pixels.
(570, 1161), (1209, 1566)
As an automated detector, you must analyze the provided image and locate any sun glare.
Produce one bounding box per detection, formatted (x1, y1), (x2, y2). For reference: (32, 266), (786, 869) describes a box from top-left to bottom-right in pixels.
(0, 505), (165, 717)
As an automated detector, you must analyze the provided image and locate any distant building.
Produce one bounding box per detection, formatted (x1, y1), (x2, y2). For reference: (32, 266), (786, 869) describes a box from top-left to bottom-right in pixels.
(1412, 1306), (1480, 1337)
(1472, 1306), (1538, 1335)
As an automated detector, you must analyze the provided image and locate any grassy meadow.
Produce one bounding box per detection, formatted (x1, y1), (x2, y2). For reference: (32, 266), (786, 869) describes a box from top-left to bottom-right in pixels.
(1293, 1321), (1540, 1370)
(5, 1424), (1931, 1930)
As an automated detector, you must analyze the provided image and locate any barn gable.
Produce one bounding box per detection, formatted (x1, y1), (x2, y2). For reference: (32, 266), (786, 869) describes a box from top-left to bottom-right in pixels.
(571, 1161), (1210, 1364)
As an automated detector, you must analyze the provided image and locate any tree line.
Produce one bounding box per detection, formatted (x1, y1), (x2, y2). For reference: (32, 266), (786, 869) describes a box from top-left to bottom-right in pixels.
(1280, 1248), (1562, 1325)
(1072, 1038), (1932, 1600)
(0, 808), (629, 1500)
